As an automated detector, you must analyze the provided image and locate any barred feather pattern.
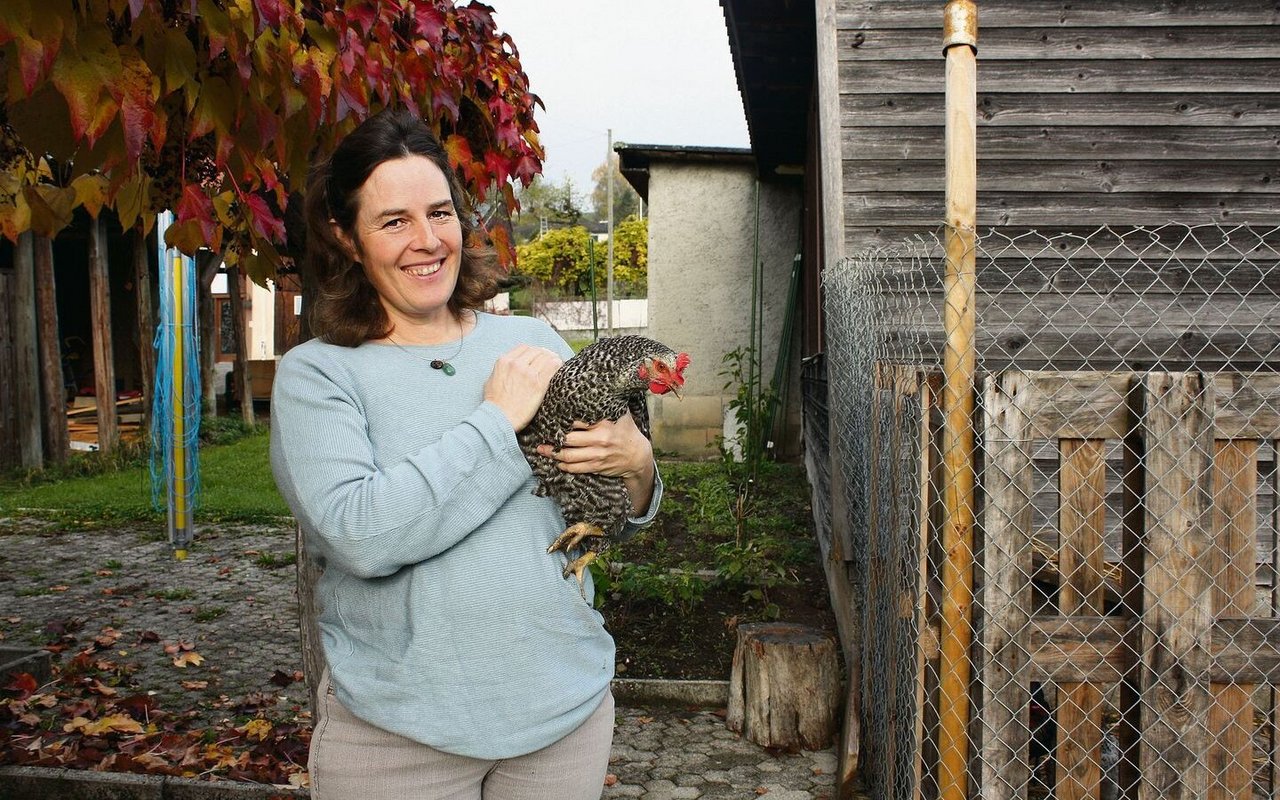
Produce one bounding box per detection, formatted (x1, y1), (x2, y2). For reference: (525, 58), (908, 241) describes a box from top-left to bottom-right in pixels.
(517, 336), (681, 555)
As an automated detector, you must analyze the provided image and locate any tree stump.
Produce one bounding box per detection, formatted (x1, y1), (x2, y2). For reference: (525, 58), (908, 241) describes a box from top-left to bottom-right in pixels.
(727, 622), (841, 751)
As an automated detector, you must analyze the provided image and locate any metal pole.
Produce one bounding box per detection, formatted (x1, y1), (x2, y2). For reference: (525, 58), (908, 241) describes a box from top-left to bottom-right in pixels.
(937, 2), (978, 799)
(588, 236), (599, 341)
(606, 128), (615, 336)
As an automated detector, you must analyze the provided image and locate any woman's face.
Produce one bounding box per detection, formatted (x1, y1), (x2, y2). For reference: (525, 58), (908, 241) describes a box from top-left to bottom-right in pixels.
(341, 154), (464, 334)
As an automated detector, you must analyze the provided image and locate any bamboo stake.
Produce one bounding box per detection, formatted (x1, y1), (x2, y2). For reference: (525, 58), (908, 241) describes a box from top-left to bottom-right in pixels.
(937, 3), (978, 799)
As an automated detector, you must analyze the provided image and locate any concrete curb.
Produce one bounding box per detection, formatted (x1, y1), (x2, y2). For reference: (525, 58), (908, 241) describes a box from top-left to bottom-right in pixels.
(0, 766), (305, 799)
(610, 677), (729, 708)
(0, 680), (729, 799)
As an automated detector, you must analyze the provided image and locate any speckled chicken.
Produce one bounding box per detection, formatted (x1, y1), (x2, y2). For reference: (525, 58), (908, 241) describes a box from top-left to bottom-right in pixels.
(518, 335), (690, 588)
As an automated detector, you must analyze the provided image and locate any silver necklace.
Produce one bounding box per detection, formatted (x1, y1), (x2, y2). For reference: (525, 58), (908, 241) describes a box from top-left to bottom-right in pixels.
(388, 312), (470, 377)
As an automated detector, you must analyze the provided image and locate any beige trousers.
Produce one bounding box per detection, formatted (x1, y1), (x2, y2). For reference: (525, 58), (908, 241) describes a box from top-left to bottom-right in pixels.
(308, 673), (615, 800)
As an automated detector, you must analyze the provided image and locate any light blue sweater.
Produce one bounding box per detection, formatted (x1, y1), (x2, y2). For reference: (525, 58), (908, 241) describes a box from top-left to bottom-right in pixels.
(269, 312), (661, 759)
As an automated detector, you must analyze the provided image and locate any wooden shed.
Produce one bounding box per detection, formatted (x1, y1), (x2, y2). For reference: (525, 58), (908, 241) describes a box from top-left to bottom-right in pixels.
(719, 2), (1280, 798)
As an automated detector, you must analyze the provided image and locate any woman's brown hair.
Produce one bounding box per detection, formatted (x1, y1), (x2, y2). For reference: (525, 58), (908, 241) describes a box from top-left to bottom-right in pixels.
(303, 109), (500, 346)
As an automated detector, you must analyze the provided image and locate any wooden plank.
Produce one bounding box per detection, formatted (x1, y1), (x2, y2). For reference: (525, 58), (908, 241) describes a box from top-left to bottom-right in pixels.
(131, 229), (153, 436)
(838, 26), (1280, 60)
(837, 1), (1280, 29)
(844, 191), (1280, 227)
(0, 268), (16, 471)
(35, 234), (67, 463)
(13, 231), (42, 469)
(841, 126), (1280, 160)
(1057, 438), (1109, 800)
(1025, 616), (1280, 684)
(88, 216), (118, 455)
(849, 257), (1280, 296)
(863, 366), (893, 784)
(981, 372), (1037, 799)
(914, 371), (937, 800)
(841, 223), (1280, 258)
(1214, 374), (1280, 439)
(842, 92), (1280, 127)
(844, 159), (1278, 194)
(1138, 372), (1215, 799)
(840, 60), (1280, 95)
(1208, 440), (1259, 800)
(1020, 372), (1131, 440)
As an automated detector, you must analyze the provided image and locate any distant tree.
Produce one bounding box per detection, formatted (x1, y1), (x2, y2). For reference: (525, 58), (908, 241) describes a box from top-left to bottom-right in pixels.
(590, 154), (640, 224)
(514, 214), (648, 298)
(611, 215), (647, 294)
(510, 174), (584, 243)
(514, 225), (591, 294)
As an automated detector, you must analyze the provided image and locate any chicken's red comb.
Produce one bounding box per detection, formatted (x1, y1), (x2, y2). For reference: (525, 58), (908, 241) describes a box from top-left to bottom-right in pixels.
(674, 353), (691, 372)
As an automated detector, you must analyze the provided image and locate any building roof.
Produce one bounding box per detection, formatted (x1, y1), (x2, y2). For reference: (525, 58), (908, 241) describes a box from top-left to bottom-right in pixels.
(614, 143), (755, 200)
(719, 0), (815, 178)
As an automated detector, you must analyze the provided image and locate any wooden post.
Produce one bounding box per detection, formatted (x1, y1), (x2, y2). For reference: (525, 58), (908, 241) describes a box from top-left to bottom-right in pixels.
(938, 3), (978, 798)
(296, 522), (325, 715)
(227, 265), (255, 427)
(1057, 438), (1108, 800)
(0, 268), (16, 470)
(88, 216), (118, 454)
(980, 372), (1034, 800)
(1207, 439), (1257, 800)
(727, 622), (841, 752)
(34, 234), (67, 464)
(13, 231), (43, 468)
(196, 251), (221, 416)
(132, 228), (155, 434)
(1139, 373), (1213, 799)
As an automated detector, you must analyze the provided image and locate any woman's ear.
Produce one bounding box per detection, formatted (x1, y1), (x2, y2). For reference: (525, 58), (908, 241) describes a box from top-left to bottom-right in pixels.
(330, 219), (359, 261)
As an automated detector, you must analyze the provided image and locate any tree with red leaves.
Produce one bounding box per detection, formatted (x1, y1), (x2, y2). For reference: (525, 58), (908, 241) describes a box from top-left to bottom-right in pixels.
(0, 0), (541, 278)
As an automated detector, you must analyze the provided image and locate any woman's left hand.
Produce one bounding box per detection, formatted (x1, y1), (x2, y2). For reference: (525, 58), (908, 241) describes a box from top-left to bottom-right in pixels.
(537, 413), (655, 515)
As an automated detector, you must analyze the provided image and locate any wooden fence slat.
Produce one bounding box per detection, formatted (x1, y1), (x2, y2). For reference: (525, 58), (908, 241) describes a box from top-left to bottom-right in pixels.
(914, 373), (938, 800)
(1139, 372), (1215, 800)
(981, 372), (1037, 799)
(1208, 440), (1259, 800)
(1057, 439), (1108, 800)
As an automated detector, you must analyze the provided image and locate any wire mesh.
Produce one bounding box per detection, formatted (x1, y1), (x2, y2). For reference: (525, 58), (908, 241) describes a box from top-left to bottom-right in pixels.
(820, 223), (1280, 799)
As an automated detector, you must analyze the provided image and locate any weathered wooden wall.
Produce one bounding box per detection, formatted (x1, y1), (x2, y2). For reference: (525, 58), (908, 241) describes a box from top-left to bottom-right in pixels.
(837, 1), (1279, 248)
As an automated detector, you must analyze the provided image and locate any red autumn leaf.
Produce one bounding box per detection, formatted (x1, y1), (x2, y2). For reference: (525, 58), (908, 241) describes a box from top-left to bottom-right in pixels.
(5, 672), (38, 699)
(242, 193), (286, 244)
(414, 3), (446, 49)
(255, 0), (283, 32)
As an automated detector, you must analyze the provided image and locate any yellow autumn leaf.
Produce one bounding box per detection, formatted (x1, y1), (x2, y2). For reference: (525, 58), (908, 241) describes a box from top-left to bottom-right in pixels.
(172, 651), (205, 668)
(64, 713), (143, 735)
(239, 718), (272, 741)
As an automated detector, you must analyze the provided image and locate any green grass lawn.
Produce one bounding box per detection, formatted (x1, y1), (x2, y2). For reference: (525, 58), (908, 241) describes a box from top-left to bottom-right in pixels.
(0, 428), (290, 526)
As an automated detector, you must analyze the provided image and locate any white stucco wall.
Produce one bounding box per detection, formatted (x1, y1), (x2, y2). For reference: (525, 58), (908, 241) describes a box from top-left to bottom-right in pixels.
(643, 161), (802, 457)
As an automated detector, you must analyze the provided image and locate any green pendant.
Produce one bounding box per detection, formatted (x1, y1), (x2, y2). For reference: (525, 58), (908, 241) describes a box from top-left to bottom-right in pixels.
(441, 362), (456, 376)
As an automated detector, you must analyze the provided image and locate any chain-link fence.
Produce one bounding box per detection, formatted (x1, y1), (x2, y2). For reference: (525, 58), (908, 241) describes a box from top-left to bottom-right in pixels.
(818, 223), (1280, 799)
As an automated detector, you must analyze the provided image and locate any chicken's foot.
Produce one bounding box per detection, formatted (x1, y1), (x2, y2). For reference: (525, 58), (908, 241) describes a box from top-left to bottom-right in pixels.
(547, 522), (605, 593)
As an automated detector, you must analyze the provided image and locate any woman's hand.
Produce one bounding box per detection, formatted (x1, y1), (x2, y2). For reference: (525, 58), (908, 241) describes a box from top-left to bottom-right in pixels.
(537, 412), (656, 516)
(484, 345), (563, 431)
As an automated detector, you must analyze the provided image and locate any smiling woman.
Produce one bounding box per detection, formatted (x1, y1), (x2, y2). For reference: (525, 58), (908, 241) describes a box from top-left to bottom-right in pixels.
(269, 109), (664, 800)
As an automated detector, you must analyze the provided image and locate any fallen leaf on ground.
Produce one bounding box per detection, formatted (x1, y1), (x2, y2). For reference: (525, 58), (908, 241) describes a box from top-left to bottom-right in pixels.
(172, 652), (205, 668)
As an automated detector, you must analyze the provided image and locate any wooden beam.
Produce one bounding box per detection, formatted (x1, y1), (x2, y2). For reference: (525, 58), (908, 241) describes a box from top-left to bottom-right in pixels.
(1056, 438), (1108, 800)
(34, 234), (67, 464)
(980, 371), (1036, 800)
(13, 232), (42, 468)
(1138, 372), (1214, 799)
(1207, 439), (1258, 800)
(131, 229), (154, 435)
(88, 217), (117, 455)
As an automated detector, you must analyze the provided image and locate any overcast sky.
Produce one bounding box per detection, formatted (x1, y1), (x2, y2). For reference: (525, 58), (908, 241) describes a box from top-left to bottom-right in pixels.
(489, 1), (750, 201)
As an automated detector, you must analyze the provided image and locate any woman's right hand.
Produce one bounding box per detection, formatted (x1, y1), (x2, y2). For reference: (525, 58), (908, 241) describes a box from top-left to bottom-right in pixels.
(484, 345), (563, 430)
